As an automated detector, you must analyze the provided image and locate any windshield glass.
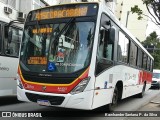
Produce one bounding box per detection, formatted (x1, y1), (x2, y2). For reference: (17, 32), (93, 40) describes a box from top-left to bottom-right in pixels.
(153, 73), (160, 79)
(20, 21), (95, 73)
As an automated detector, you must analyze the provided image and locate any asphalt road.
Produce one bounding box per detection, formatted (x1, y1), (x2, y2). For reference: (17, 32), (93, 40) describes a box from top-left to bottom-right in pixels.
(0, 89), (160, 120)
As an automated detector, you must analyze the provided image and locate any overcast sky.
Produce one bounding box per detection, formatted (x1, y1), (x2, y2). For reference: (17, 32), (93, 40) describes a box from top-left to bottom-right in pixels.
(143, 7), (160, 37)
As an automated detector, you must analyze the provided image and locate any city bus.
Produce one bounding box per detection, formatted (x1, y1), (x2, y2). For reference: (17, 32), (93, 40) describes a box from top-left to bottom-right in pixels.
(17, 1), (153, 111)
(0, 20), (23, 96)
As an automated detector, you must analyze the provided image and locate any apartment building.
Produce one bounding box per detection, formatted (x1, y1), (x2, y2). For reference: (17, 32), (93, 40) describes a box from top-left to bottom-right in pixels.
(0, 0), (54, 22)
(115, 0), (148, 41)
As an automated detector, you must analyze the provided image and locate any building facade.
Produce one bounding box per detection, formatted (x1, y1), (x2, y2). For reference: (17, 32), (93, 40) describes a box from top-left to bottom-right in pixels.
(0, 0), (52, 23)
(115, 0), (148, 41)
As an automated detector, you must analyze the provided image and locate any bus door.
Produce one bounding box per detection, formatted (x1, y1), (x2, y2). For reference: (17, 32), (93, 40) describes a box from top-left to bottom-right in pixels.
(93, 13), (117, 108)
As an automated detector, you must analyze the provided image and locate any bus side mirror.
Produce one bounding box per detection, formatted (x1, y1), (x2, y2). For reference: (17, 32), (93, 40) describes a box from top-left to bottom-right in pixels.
(8, 29), (13, 43)
(5, 25), (13, 43)
(109, 27), (116, 43)
(4, 25), (9, 38)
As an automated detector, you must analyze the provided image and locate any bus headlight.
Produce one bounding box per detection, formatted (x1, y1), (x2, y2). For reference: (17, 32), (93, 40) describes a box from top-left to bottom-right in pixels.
(17, 74), (23, 89)
(70, 77), (90, 95)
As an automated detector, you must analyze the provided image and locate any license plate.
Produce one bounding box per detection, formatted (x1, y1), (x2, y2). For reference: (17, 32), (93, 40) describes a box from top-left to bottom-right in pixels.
(37, 99), (51, 106)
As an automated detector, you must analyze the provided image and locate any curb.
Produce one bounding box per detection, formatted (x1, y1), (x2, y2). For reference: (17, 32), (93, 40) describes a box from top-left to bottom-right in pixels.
(133, 90), (160, 111)
(150, 101), (160, 104)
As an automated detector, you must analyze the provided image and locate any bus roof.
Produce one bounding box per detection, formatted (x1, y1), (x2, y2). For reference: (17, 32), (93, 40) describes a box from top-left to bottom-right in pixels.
(30, 2), (99, 12)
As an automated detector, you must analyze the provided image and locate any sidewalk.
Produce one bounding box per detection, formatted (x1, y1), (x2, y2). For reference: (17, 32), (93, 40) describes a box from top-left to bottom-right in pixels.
(150, 92), (160, 104)
(138, 90), (160, 111)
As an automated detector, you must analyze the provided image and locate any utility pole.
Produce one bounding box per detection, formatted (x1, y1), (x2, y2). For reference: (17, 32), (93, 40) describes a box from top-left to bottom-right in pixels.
(126, 11), (130, 28)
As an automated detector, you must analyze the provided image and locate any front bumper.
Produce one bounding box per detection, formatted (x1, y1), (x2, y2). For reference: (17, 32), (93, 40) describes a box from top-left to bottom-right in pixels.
(151, 83), (160, 88)
(17, 87), (94, 110)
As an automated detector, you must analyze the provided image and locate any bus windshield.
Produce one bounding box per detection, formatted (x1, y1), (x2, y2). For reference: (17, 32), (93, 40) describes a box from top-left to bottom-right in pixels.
(20, 3), (98, 73)
(20, 21), (95, 73)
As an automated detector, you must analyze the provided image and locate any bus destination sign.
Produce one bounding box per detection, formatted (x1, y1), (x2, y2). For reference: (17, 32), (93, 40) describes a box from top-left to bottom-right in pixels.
(36, 7), (88, 20)
(27, 3), (98, 21)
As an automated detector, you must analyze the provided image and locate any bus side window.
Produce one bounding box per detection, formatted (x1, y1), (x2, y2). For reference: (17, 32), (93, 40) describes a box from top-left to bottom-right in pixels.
(142, 53), (147, 70)
(137, 48), (143, 68)
(97, 28), (105, 59)
(150, 60), (153, 72)
(117, 31), (129, 63)
(97, 28), (113, 60)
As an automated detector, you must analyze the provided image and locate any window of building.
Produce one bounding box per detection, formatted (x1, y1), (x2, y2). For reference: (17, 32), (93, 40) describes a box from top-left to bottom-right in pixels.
(0, 0), (16, 9)
(0, 0), (7, 4)
(8, 0), (16, 9)
(118, 31), (129, 63)
(129, 42), (137, 66)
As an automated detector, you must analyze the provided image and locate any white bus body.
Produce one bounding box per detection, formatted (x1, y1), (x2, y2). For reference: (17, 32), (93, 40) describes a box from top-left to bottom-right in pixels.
(17, 1), (153, 111)
(0, 2), (23, 96)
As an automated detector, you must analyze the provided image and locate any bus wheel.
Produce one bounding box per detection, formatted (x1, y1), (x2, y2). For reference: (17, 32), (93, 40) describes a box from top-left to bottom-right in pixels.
(137, 83), (146, 98)
(158, 84), (160, 90)
(106, 87), (118, 112)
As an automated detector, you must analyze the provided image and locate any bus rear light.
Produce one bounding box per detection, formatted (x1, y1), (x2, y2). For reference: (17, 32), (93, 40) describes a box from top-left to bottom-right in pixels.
(17, 74), (24, 89)
(70, 77), (90, 95)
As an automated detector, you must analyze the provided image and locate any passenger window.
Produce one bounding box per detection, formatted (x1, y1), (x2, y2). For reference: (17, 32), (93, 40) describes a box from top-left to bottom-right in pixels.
(142, 53), (147, 69)
(147, 57), (150, 70)
(97, 28), (113, 61)
(150, 60), (153, 71)
(129, 42), (137, 66)
(137, 49), (143, 68)
(118, 31), (129, 63)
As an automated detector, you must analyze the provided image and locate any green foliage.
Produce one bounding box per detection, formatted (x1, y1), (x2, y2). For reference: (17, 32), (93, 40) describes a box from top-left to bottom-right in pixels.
(142, 31), (159, 46)
(151, 51), (160, 69)
(131, 0), (160, 25)
(131, 5), (143, 20)
(142, 31), (160, 69)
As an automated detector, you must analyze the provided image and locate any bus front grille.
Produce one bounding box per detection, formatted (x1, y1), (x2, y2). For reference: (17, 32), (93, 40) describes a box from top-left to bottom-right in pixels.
(25, 92), (65, 105)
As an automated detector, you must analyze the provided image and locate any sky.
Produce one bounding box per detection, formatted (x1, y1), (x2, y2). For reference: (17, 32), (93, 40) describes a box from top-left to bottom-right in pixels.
(144, 8), (160, 37)
(146, 19), (160, 37)
(44, 0), (57, 5)
(43, 0), (160, 38)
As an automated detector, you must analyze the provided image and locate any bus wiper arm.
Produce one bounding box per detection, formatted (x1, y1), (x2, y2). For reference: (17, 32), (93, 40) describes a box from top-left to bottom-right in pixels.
(51, 18), (75, 44)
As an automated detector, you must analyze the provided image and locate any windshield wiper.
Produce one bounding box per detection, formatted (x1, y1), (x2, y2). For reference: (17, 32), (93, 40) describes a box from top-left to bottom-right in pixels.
(50, 18), (75, 45)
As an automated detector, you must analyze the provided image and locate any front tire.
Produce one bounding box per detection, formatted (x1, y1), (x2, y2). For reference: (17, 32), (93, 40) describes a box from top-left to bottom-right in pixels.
(106, 87), (118, 112)
(158, 84), (160, 90)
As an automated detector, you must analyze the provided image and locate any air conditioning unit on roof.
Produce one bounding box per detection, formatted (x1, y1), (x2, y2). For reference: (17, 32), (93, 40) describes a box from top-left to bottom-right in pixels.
(17, 12), (26, 20)
(4, 7), (12, 14)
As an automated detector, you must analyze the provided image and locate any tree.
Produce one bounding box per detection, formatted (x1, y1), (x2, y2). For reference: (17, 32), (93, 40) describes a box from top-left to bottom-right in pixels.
(131, 0), (160, 25)
(142, 31), (159, 46)
(142, 31), (160, 69)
